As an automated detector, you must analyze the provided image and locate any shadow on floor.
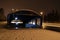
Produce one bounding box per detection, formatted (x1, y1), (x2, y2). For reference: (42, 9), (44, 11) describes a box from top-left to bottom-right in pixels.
(2, 24), (42, 30)
(45, 26), (60, 32)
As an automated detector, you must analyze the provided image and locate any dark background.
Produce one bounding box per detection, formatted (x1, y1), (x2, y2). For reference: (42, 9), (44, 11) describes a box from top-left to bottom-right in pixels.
(0, 0), (60, 16)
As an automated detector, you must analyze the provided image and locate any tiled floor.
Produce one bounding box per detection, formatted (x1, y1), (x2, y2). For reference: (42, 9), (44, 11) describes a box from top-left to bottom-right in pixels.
(0, 28), (60, 40)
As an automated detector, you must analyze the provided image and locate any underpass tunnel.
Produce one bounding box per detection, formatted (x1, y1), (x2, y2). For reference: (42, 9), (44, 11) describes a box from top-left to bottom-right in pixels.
(7, 9), (42, 29)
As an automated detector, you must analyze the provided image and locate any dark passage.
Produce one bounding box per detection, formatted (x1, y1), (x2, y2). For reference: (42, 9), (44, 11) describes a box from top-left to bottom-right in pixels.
(6, 9), (42, 29)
